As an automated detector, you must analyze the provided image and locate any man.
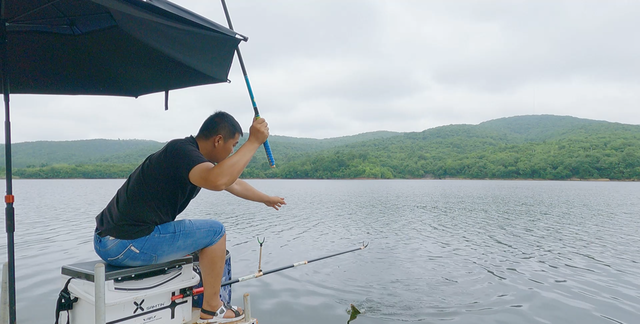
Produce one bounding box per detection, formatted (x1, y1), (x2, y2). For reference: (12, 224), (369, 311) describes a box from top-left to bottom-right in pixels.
(94, 111), (285, 323)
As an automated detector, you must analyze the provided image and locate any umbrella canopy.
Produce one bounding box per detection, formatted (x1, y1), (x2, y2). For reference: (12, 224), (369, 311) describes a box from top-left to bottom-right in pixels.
(1, 1), (247, 323)
(2, 0), (245, 96)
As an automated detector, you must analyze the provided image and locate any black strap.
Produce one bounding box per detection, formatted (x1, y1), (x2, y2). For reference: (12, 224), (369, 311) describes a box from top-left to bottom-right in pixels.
(200, 303), (242, 318)
(199, 307), (219, 317)
(224, 303), (242, 317)
(55, 278), (78, 324)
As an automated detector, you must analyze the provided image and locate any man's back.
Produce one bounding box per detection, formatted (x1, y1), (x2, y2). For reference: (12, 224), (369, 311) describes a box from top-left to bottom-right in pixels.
(95, 136), (207, 239)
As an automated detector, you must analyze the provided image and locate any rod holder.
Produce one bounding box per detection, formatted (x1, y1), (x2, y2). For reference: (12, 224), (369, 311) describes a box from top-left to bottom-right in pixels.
(257, 237), (265, 273)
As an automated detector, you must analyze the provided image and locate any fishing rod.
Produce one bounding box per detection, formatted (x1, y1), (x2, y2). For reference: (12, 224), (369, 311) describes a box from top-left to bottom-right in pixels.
(171, 242), (369, 301)
(221, 0), (276, 168)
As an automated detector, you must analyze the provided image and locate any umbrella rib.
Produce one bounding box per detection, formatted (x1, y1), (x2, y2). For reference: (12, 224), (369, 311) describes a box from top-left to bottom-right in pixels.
(9, 12), (113, 29)
(9, 0), (64, 23)
(48, 0), (79, 34)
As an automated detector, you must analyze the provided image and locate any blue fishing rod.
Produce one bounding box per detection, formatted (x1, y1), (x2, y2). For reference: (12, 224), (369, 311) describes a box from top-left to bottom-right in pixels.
(221, 0), (275, 168)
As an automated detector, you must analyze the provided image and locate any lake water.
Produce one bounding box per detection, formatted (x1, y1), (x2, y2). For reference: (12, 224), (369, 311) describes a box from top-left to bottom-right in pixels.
(1, 179), (639, 324)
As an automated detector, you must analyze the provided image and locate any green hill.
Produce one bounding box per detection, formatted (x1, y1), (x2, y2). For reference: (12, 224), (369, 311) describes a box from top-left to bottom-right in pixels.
(242, 131), (402, 166)
(0, 139), (164, 168)
(1, 115), (639, 180)
(246, 115), (640, 180)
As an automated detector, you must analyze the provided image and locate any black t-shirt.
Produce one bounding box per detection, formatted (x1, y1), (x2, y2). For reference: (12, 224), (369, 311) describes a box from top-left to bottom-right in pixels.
(95, 136), (209, 240)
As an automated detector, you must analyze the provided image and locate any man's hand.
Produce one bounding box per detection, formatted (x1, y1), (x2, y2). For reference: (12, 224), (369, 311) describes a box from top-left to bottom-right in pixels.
(248, 117), (269, 145)
(264, 196), (286, 210)
(224, 179), (285, 209)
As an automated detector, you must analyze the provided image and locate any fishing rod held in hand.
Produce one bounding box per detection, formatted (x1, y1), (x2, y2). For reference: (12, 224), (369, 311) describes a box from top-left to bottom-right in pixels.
(221, 0), (276, 168)
(171, 242), (369, 301)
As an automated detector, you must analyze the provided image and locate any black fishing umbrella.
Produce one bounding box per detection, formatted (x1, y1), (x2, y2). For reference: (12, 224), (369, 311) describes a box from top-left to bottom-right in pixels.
(0, 1), (245, 323)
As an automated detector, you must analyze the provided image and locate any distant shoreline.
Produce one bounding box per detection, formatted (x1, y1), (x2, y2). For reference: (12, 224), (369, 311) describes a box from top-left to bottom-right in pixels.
(4, 177), (638, 182)
(2, 115), (639, 181)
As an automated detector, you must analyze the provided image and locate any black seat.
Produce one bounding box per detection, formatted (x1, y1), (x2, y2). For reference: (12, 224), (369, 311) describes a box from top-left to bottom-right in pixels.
(61, 256), (193, 283)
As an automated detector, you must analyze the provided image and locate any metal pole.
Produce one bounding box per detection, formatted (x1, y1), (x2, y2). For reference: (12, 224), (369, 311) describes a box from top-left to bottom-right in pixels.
(94, 263), (106, 324)
(242, 293), (251, 323)
(1, 6), (17, 323)
(220, 0), (276, 168)
(1, 262), (8, 324)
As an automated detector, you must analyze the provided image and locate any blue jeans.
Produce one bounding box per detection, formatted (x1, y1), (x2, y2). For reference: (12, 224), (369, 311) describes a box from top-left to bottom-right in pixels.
(94, 219), (225, 267)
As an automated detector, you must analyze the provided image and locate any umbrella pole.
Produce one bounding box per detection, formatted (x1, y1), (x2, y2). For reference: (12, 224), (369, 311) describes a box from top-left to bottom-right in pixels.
(1, 10), (17, 324)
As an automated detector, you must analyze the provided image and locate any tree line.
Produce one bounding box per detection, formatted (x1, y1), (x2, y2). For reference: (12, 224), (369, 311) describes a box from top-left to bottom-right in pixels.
(2, 115), (639, 180)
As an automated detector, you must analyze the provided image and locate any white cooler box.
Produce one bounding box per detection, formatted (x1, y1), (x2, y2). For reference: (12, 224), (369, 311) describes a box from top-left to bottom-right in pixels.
(60, 256), (200, 324)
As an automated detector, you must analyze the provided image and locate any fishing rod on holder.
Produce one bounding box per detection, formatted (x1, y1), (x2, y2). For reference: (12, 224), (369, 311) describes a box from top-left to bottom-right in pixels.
(172, 241), (369, 301)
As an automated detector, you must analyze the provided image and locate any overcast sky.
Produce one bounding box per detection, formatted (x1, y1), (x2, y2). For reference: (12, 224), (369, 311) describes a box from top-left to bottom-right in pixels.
(7, 0), (640, 143)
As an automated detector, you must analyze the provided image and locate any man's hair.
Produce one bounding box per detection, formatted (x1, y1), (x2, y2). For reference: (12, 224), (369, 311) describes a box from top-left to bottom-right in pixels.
(196, 111), (243, 140)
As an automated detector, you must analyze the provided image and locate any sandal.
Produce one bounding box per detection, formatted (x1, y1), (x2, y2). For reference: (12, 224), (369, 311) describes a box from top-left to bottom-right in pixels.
(197, 303), (244, 323)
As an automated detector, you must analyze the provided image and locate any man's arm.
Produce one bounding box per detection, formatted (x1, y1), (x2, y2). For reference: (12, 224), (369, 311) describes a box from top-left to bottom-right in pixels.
(190, 118), (267, 191)
(225, 179), (286, 210)
(189, 142), (259, 191)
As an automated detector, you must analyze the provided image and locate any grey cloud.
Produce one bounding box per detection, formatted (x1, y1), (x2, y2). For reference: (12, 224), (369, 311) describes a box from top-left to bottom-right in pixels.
(7, 0), (640, 142)
(420, 1), (640, 91)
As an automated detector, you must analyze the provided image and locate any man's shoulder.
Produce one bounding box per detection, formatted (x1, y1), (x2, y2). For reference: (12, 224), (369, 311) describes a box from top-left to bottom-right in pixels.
(167, 136), (196, 146)
(164, 136), (207, 166)
(164, 136), (198, 152)
(148, 136), (206, 176)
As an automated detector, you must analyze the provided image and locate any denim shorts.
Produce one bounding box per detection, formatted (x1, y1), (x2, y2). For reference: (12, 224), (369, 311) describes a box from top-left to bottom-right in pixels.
(94, 219), (225, 267)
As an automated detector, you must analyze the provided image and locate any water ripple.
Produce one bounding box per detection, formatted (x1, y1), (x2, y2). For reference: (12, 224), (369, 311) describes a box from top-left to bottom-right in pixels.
(1, 180), (640, 324)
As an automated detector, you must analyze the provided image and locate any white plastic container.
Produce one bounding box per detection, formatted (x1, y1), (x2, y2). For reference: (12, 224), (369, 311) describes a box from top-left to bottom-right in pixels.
(61, 257), (199, 324)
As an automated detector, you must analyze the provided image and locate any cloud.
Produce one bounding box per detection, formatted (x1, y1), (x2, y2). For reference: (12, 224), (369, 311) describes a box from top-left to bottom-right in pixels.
(407, 1), (640, 91)
(5, 0), (640, 142)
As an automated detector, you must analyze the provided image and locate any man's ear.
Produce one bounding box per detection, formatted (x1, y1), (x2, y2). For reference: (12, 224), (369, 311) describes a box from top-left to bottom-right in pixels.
(212, 134), (224, 148)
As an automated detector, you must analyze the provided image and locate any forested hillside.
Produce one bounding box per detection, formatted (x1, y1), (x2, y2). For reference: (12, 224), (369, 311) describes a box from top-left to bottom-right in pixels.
(0, 139), (163, 168)
(2, 115), (639, 180)
(244, 115), (640, 180)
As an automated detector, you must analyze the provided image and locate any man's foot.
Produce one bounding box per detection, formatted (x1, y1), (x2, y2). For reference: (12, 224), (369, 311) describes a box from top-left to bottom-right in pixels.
(197, 302), (244, 323)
